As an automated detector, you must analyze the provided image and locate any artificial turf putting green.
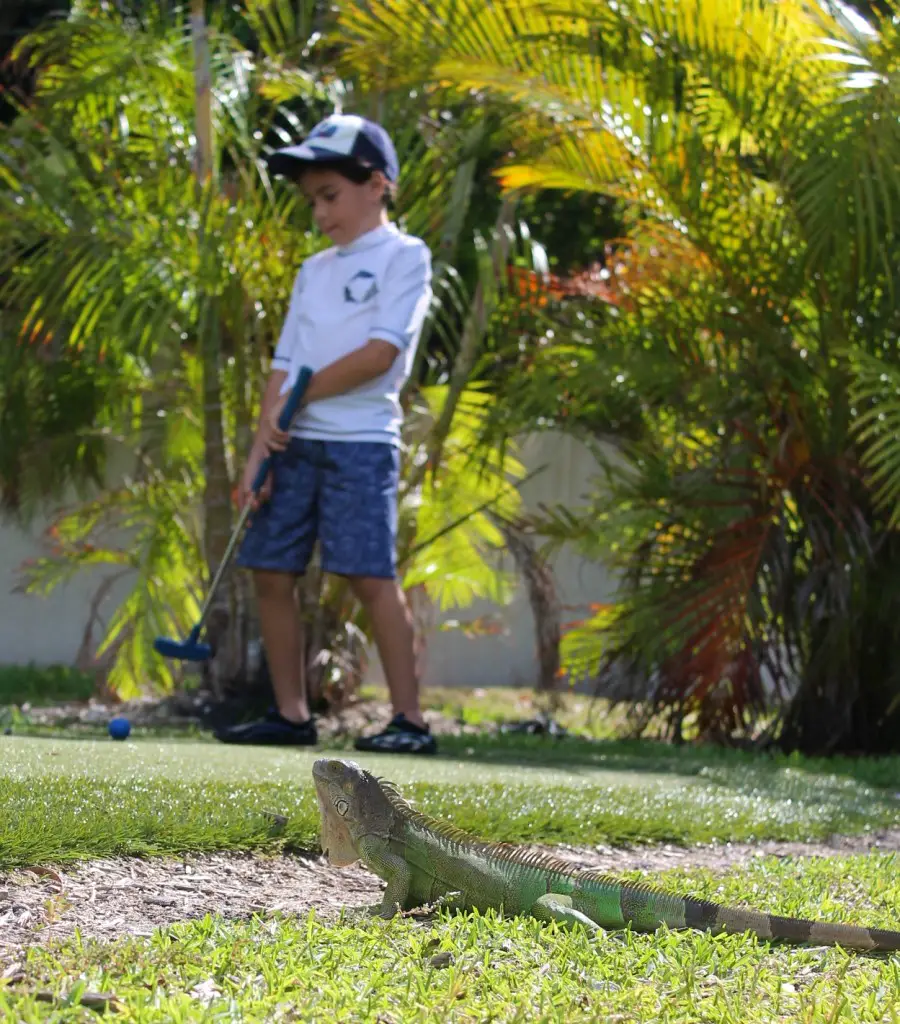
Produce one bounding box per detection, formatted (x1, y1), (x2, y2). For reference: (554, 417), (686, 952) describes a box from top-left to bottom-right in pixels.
(2, 733), (899, 870)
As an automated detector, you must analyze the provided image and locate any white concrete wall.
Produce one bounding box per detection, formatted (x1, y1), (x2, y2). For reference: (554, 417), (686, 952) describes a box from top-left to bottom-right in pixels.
(368, 431), (620, 690)
(0, 509), (137, 667)
(0, 440), (140, 668)
(0, 431), (619, 688)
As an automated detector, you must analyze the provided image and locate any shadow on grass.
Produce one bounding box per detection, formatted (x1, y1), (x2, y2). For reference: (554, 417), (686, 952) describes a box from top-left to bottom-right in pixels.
(432, 733), (900, 811)
(436, 732), (772, 778)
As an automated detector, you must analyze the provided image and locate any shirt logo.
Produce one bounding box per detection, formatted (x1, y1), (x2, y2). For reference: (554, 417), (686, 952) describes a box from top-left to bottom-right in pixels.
(344, 270), (378, 304)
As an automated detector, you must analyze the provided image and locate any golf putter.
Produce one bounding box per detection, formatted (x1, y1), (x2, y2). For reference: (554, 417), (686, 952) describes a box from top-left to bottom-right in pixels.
(154, 365), (314, 662)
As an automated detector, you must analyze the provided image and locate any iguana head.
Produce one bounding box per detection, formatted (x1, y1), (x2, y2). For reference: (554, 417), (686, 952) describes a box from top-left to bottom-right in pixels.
(312, 757), (396, 867)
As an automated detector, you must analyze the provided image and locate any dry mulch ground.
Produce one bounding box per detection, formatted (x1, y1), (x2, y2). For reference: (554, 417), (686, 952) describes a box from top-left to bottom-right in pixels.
(0, 852), (380, 965)
(3, 830), (900, 965)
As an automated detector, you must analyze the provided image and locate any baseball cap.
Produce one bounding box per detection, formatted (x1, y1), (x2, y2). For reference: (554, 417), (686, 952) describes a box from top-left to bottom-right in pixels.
(267, 113), (400, 182)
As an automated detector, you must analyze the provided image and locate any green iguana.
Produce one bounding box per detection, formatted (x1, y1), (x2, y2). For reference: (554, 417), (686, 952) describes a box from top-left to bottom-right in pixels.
(312, 757), (900, 951)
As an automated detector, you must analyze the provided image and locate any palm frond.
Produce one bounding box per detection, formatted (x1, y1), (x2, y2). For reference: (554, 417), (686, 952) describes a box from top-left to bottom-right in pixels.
(401, 384), (525, 609)
(242, 0), (321, 61)
(17, 476), (204, 695)
(850, 348), (900, 526)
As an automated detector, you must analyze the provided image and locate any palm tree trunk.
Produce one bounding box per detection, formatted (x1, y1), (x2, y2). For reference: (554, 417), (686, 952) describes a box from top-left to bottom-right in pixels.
(199, 315), (239, 695)
(496, 516), (562, 706)
(228, 305), (262, 689)
(191, 0), (238, 695)
(190, 0), (212, 185)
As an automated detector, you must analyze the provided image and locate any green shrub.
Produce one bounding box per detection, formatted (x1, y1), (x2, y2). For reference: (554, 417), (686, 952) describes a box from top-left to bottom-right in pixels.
(0, 663), (96, 705)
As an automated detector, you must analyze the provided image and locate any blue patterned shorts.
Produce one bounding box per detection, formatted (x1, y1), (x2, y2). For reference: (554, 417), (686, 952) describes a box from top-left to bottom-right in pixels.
(236, 438), (400, 579)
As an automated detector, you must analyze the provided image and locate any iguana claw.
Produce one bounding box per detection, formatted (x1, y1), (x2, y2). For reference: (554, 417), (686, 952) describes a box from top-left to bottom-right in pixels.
(372, 900), (401, 919)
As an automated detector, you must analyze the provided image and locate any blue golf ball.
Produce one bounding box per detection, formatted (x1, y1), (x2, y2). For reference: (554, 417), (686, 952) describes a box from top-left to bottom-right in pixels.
(108, 716), (131, 741)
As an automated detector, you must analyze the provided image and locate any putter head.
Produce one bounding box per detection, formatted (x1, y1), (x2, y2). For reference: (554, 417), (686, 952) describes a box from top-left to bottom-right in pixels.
(153, 636), (214, 662)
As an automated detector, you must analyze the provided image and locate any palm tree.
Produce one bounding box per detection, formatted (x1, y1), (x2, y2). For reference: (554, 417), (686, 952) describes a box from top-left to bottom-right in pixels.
(332, 0), (900, 753)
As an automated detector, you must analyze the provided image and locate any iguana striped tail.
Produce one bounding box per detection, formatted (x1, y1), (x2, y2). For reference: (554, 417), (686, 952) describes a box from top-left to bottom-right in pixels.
(611, 881), (900, 951)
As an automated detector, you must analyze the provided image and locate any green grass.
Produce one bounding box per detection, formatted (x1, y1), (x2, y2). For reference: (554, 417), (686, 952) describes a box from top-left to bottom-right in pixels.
(2, 733), (900, 869)
(3, 855), (899, 1022)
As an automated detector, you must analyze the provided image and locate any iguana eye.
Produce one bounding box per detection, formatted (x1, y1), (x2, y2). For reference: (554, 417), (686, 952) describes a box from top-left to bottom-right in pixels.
(335, 798), (349, 816)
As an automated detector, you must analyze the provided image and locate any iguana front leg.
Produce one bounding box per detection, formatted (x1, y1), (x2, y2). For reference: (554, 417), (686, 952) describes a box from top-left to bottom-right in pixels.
(357, 838), (413, 918)
(530, 894), (601, 935)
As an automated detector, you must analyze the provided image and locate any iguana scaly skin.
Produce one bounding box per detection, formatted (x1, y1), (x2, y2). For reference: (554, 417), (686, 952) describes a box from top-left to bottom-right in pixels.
(312, 757), (900, 951)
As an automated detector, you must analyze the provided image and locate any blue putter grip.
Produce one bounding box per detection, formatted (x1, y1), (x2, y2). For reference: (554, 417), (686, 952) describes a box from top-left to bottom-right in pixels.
(249, 366), (313, 494)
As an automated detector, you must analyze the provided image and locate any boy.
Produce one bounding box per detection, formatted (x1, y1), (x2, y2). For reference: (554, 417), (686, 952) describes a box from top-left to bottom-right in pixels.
(215, 113), (436, 755)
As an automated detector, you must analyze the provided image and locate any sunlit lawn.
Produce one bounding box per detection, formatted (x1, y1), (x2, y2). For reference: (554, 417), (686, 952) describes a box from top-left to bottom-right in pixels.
(4, 856), (900, 1022)
(2, 706), (900, 1021)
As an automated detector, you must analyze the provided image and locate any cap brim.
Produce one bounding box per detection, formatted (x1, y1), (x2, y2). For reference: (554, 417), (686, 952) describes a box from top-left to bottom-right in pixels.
(267, 143), (356, 177)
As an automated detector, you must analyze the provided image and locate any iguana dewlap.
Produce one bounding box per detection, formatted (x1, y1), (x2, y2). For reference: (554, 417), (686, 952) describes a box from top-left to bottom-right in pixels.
(312, 757), (900, 951)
